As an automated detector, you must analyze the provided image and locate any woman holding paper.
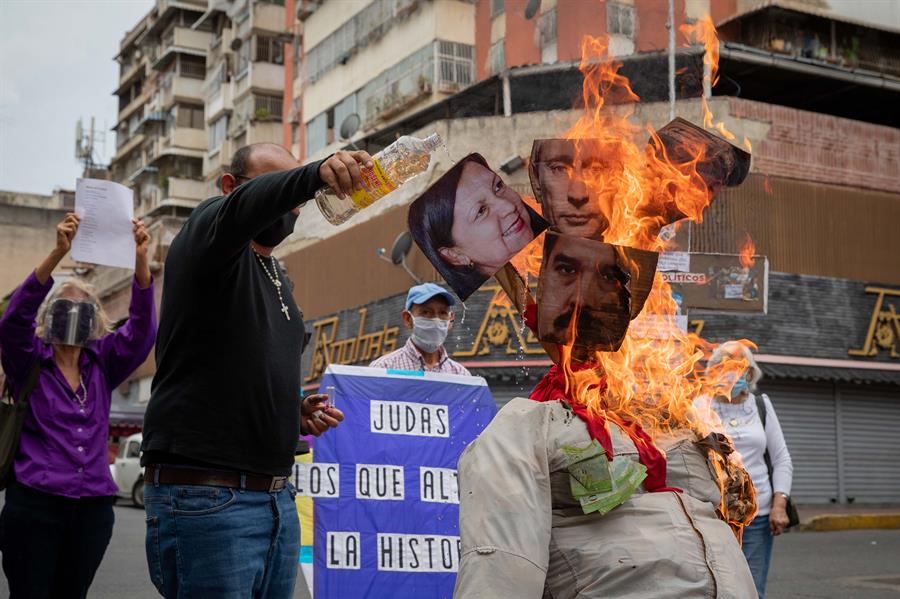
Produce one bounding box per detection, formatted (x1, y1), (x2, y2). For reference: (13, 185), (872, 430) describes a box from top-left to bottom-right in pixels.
(0, 212), (156, 599)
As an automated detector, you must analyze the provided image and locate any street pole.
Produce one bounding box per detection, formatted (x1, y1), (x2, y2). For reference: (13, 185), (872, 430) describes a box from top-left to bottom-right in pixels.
(668, 0), (676, 121)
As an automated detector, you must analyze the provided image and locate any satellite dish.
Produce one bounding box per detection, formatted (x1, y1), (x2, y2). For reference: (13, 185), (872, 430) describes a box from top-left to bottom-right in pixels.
(390, 231), (413, 265)
(230, 37), (243, 51)
(339, 113), (361, 141)
(524, 0), (541, 19)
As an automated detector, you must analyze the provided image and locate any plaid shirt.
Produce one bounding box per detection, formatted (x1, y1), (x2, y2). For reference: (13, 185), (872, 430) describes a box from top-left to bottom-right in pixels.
(370, 337), (471, 376)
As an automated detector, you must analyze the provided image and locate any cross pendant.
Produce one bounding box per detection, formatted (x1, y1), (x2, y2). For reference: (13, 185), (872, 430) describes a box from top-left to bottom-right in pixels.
(281, 304), (291, 320)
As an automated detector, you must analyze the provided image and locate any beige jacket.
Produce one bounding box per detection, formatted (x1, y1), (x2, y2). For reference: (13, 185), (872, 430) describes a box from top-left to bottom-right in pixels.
(454, 398), (756, 599)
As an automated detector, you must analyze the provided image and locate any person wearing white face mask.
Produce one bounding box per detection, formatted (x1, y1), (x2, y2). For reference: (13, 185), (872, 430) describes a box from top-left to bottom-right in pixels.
(370, 283), (470, 375)
(699, 341), (794, 599)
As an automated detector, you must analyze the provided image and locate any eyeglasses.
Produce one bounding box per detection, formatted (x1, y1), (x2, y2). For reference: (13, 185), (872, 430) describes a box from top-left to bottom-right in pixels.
(233, 174), (253, 184)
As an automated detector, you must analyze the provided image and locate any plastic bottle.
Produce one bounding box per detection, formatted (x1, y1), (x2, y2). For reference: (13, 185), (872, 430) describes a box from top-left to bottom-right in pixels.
(315, 133), (443, 225)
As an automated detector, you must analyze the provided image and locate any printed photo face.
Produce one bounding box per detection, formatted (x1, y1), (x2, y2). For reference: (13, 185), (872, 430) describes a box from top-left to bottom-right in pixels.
(653, 117), (751, 190)
(537, 232), (658, 351)
(409, 154), (549, 301)
(529, 138), (610, 241)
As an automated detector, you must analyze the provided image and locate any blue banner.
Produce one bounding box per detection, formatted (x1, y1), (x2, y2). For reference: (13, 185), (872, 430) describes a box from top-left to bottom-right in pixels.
(311, 365), (496, 598)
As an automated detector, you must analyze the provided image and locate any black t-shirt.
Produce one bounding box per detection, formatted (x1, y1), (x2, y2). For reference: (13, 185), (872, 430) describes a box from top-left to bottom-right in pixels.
(142, 161), (324, 476)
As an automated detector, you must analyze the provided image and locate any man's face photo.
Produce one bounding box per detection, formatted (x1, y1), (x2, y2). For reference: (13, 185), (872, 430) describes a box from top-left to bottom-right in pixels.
(530, 139), (609, 240)
(537, 232), (634, 351)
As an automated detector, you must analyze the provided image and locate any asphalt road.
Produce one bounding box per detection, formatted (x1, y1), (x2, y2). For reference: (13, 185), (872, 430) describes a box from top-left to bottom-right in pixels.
(1, 499), (898, 598)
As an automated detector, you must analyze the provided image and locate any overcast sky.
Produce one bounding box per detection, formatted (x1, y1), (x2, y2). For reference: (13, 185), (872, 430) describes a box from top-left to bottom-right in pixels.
(0, 0), (153, 196)
(1, 0), (897, 196)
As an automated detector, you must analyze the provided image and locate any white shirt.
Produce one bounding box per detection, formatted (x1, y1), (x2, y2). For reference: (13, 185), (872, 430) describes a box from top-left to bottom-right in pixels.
(701, 393), (793, 515)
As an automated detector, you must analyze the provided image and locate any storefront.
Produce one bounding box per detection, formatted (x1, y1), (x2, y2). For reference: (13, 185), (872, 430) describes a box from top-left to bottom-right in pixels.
(300, 273), (900, 505)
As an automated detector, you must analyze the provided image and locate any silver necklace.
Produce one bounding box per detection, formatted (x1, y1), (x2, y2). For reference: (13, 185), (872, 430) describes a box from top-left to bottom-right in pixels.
(254, 252), (291, 320)
(73, 375), (88, 410)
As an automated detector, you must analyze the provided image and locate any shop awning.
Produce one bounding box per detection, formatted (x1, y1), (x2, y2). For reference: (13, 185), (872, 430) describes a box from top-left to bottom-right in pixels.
(761, 363), (900, 385)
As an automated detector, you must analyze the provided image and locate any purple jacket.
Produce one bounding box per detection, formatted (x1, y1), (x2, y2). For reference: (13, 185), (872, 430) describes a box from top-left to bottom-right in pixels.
(0, 272), (156, 498)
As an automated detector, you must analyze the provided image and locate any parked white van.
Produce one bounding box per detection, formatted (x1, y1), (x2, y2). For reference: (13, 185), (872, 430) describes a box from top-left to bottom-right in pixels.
(111, 432), (144, 507)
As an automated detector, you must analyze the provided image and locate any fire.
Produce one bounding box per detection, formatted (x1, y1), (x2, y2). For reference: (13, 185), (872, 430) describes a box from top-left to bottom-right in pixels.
(739, 234), (756, 269)
(496, 21), (759, 536)
(681, 16), (738, 143)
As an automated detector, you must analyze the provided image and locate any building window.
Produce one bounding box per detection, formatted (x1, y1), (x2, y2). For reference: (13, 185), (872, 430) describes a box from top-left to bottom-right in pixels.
(538, 8), (558, 63)
(209, 63), (227, 95)
(438, 41), (474, 90)
(175, 104), (205, 129)
(179, 55), (206, 80)
(209, 115), (228, 150)
(491, 0), (505, 19)
(254, 94), (283, 120)
(236, 41), (251, 78)
(306, 112), (328, 156)
(255, 35), (285, 65)
(303, 0), (427, 87)
(608, 3), (635, 38)
(489, 39), (505, 75)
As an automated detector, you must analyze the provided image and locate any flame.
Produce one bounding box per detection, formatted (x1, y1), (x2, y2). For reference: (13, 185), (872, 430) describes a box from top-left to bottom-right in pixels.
(497, 24), (759, 535)
(681, 16), (738, 144)
(739, 234), (756, 269)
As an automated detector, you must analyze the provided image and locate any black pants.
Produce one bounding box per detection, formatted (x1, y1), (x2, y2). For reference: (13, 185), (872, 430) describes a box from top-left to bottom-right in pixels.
(0, 480), (115, 599)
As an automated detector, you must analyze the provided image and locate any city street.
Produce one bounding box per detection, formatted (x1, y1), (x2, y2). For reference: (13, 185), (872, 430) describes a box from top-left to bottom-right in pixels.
(1, 498), (898, 598)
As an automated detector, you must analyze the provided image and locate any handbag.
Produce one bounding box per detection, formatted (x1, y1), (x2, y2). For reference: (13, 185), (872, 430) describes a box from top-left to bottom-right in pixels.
(756, 393), (800, 528)
(0, 361), (42, 491)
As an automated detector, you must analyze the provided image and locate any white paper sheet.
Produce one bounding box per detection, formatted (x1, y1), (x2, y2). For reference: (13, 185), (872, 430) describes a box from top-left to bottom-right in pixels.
(657, 251), (691, 272)
(72, 178), (135, 269)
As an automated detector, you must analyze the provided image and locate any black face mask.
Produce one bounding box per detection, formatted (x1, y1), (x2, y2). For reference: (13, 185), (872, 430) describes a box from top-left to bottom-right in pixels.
(254, 212), (298, 248)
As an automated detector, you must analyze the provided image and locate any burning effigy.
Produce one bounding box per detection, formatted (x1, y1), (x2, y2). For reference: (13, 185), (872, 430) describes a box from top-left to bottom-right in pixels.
(409, 18), (761, 599)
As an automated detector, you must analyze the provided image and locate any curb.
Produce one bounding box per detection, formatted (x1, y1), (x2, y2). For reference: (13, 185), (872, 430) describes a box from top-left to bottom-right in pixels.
(799, 513), (900, 532)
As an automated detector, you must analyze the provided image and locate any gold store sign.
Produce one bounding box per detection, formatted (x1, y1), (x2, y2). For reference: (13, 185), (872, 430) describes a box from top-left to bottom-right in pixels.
(306, 308), (400, 382)
(848, 287), (900, 359)
(454, 285), (546, 357)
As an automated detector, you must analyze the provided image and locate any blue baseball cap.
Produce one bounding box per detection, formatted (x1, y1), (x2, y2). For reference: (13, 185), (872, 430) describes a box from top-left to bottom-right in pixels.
(405, 283), (456, 311)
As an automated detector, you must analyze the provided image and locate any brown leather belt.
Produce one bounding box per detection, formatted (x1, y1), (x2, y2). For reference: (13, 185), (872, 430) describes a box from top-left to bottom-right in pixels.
(144, 464), (288, 493)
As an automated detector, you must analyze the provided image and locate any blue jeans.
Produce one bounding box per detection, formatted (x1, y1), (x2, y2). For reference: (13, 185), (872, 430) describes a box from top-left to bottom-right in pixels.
(143, 481), (300, 598)
(742, 514), (774, 598)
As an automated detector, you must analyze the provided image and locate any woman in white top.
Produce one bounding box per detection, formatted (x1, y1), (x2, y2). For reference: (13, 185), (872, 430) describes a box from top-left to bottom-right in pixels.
(704, 341), (794, 598)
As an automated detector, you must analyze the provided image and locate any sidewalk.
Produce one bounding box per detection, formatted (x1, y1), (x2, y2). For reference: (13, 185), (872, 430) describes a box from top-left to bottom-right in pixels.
(795, 503), (900, 532)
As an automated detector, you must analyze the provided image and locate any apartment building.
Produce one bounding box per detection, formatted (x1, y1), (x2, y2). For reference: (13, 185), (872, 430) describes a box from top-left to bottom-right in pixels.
(197, 0), (289, 196)
(292, 0), (477, 160)
(110, 0), (209, 221)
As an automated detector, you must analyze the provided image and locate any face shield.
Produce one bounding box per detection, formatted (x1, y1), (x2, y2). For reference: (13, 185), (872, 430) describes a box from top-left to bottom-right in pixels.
(43, 298), (97, 347)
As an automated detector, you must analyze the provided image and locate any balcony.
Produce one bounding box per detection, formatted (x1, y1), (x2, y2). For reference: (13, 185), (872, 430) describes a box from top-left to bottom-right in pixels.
(247, 120), (283, 145)
(112, 133), (146, 164)
(253, 2), (285, 34)
(234, 62), (284, 98)
(116, 60), (145, 94)
(160, 74), (205, 109)
(167, 176), (206, 202)
(117, 91), (151, 125)
(137, 176), (206, 219)
(152, 28), (210, 71)
(204, 137), (235, 177)
(165, 127), (206, 153)
(205, 83), (234, 122)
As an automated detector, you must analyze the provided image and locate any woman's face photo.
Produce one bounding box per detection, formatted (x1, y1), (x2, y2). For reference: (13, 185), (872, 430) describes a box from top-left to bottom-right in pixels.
(442, 161), (534, 274)
(409, 154), (549, 301)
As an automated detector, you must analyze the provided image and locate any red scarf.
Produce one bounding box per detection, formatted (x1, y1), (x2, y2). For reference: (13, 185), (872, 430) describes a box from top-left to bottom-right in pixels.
(524, 304), (674, 492)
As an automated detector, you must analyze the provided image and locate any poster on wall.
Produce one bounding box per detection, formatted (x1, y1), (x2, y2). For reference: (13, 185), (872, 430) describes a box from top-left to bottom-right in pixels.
(658, 252), (769, 313)
(310, 365), (496, 598)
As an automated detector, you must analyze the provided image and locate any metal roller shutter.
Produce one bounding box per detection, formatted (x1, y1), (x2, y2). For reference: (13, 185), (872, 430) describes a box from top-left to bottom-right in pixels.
(839, 385), (900, 504)
(758, 381), (839, 504)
